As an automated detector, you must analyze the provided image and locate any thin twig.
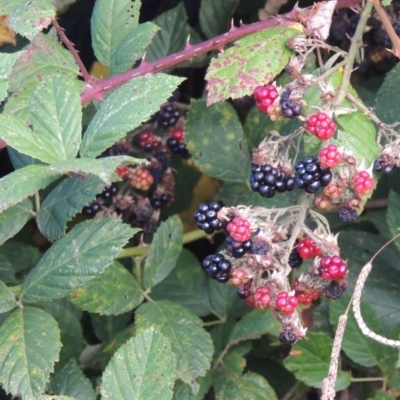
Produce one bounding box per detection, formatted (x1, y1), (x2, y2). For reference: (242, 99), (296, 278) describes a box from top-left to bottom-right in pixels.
(52, 18), (93, 84)
(334, 1), (373, 105)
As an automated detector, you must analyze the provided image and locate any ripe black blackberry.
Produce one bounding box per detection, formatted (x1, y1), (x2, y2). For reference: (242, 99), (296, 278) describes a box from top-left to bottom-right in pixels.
(194, 202), (223, 234)
(374, 159), (394, 175)
(99, 183), (118, 199)
(202, 254), (231, 283)
(82, 202), (101, 216)
(157, 103), (180, 127)
(154, 150), (170, 169)
(326, 280), (347, 300)
(295, 156), (332, 193)
(226, 235), (252, 258)
(279, 89), (301, 118)
(150, 193), (170, 209)
(166, 138), (191, 159)
(279, 330), (297, 344)
(288, 247), (303, 268)
(250, 164), (295, 198)
(338, 203), (358, 223)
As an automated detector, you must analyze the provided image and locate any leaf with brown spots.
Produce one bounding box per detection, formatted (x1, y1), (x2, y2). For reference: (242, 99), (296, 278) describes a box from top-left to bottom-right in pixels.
(205, 26), (302, 105)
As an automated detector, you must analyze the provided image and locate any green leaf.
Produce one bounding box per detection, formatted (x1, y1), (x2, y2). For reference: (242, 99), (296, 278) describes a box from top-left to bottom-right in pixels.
(367, 390), (396, 400)
(80, 74), (184, 158)
(143, 216), (183, 289)
(49, 359), (96, 400)
(40, 299), (84, 369)
(205, 27), (299, 105)
(70, 261), (144, 315)
(29, 74), (82, 161)
(229, 308), (279, 342)
(375, 63), (400, 126)
(0, 254), (17, 284)
(387, 190), (400, 253)
(6, 33), (79, 121)
(0, 307), (61, 399)
(90, 313), (132, 343)
(173, 372), (213, 400)
(0, 281), (17, 313)
(91, 0), (141, 66)
(39, 396), (75, 400)
(21, 218), (135, 303)
(151, 249), (212, 317)
(186, 100), (251, 183)
(283, 331), (351, 391)
(0, 0), (55, 39)
(329, 292), (383, 368)
(0, 199), (33, 245)
(0, 165), (62, 213)
(214, 372), (277, 400)
(36, 175), (106, 240)
(100, 328), (176, 400)
(111, 22), (160, 76)
(7, 147), (43, 170)
(0, 52), (22, 103)
(336, 112), (379, 169)
(199, 0), (239, 38)
(135, 301), (213, 391)
(47, 155), (143, 184)
(145, 2), (190, 62)
(0, 241), (41, 274)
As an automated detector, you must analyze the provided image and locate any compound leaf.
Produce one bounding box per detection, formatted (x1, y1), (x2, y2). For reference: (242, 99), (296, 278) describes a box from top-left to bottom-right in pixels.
(0, 281), (17, 313)
(36, 175), (106, 240)
(101, 328), (176, 400)
(145, 2), (190, 62)
(205, 26), (301, 105)
(49, 359), (96, 400)
(283, 331), (351, 390)
(80, 74), (184, 158)
(0, 307), (61, 400)
(29, 74), (82, 161)
(199, 0), (239, 38)
(0, 165), (62, 213)
(186, 100), (251, 183)
(21, 218), (135, 303)
(0, 199), (33, 245)
(136, 301), (213, 392)
(70, 261), (144, 315)
(143, 216), (183, 289)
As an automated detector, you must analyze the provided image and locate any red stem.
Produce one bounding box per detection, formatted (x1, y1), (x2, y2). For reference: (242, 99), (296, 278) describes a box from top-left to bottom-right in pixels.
(52, 18), (93, 84)
(80, 0), (362, 105)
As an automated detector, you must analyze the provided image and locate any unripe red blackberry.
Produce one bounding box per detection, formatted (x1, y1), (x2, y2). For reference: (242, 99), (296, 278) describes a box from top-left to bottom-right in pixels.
(319, 144), (341, 168)
(297, 237), (322, 259)
(115, 166), (131, 179)
(254, 286), (272, 309)
(131, 168), (154, 191)
(227, 217), (252, 242)
(306, 113), (336, 140)
(319, 255), (348, 280)
(139, 131), (160, 151)
(275, 291), (298, 316)
(351, 171), (374, 196)
(254, 85), (279, 114)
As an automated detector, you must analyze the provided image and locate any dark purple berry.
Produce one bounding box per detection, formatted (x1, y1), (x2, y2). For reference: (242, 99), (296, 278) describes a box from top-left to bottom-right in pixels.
(295, 157), (332, 193)
(202, 253), (231, 282)
(338, 204), (358, 223)
(194, 202), (223, 234)
(157, 103), (180, 127)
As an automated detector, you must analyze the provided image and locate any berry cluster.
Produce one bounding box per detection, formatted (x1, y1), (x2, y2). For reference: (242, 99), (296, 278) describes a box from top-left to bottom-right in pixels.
(157, 103), (180, 127)
(131, 168), (155, 191)
(279, 89), (301, 118)
(351, 170), (374, 196)
(374, 159), (394, 175)
(319, 145), (342, 168)
(226, 235), (252, 258)
(227, 217), (252, 242)
(319, 255), (348, 280)
(202, 254), (231, 283)
(250, 164), (295, 198)
(295, 156), (332, 193)
(82, 202), (101, 216)
(194, 202), (224, 234)
(139, 131), (160, 152)
(296, 237), (322, 259)
(275, 291), (298, 316)
(305, 113), (336, 140)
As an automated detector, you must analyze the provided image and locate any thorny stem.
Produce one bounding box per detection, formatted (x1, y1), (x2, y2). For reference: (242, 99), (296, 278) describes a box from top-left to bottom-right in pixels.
(80, 0), (363, 104)
(370, 0), (400, 58)
(334, 1), (373, 106)
(346, 92), (382, 126)
(117, 228), (210, 259)
(52, 18), (93, 84)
